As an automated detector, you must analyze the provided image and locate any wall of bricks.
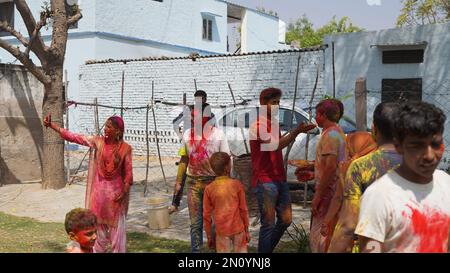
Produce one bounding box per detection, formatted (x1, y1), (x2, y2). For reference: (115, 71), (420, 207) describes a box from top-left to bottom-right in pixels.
(78, 49), (326, 156)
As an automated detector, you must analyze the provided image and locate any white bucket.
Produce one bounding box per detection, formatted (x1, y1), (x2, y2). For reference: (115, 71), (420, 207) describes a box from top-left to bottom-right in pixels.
(147, 196), (171, 230)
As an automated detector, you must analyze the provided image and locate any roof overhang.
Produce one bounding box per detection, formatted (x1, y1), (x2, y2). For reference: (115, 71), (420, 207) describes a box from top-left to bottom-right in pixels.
(201, 11), (223, 18)
(227, 3), (244, 21)
(370, 41), (428, 49)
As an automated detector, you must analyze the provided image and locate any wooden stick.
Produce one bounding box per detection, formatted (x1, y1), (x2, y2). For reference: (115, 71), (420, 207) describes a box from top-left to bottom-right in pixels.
(332, 42), (336, 99)
(194, 79), (198, 91)
(143, 104), (150, 197)
(227, 82), (249, 154)
(121, 71), (125, 118)
(284, 52), (302, 172)
(151, 81), (169, 192)
(303, 63), (321, 208)
(94, 98), (100, 135)
(64, 70), (70, 184)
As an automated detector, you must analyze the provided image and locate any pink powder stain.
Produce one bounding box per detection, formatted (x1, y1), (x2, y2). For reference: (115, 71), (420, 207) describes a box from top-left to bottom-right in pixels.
(405, 205), (450, 253)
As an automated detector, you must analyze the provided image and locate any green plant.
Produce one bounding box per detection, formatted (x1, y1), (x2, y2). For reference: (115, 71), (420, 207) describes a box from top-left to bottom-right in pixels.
(286, 222), (310, 253)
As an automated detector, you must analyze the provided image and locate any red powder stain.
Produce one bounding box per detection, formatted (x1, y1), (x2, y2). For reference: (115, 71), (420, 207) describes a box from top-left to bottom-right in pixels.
(439, 143), (445, 153)
(406, 205), (450, 253)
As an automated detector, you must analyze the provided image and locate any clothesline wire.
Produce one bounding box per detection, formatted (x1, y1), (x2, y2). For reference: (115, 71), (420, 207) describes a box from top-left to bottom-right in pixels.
(65, 98), (252, 111)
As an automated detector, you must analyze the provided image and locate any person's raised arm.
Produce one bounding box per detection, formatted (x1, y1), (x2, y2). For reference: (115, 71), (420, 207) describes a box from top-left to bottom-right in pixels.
(43, 113), (96, 148)
(277, 122), (316, 151)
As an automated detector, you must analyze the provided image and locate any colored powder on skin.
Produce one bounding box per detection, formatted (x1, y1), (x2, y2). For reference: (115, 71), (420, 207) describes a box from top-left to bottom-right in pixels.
(406, 205), (450, 253)
(439, 144), (445, 154)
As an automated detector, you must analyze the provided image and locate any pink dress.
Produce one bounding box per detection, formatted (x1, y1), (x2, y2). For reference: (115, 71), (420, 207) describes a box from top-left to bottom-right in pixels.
(60, 129), (133, 227)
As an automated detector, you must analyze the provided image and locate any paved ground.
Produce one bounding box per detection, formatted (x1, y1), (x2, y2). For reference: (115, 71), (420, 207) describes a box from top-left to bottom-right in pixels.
(0, 151), (312, 248)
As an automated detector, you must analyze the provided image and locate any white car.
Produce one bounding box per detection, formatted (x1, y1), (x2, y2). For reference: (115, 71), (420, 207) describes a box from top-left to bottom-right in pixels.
(213, 102), (360, 182)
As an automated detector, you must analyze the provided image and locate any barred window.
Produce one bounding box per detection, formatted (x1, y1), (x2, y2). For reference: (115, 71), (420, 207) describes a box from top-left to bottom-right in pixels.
(202, 18), (213, 41)
(382, 78), (422, 103)
(382, 50), (424, 64)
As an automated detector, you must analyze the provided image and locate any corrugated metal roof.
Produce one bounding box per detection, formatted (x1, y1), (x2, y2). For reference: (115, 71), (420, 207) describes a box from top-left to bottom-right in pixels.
(85, 46), (327, 65)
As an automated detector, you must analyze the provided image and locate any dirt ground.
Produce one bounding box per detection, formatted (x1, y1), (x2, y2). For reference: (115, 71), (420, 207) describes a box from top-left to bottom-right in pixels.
(0, 151), (312, 248)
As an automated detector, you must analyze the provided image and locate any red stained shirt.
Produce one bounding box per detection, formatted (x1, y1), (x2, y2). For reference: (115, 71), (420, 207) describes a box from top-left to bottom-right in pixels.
(249, 117), (286, 187)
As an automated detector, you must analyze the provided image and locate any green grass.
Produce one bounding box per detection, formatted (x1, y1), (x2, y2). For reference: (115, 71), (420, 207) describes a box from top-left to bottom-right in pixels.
(0, 212), (300, 253)
(0, 212), (191, 253)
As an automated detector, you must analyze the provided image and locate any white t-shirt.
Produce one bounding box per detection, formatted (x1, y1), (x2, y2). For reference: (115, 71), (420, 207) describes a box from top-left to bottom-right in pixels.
(355, 170), (450, 253)
(179, 127), (230, 177)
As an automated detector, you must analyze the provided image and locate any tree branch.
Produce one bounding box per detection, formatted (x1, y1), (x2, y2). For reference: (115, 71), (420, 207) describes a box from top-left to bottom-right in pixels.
(0, 38), (51, 85)
(0, 21), (29, 47)
(25, 11), (49, 56)
(14, 0), (50, 63)
(67, 11), (83, 27)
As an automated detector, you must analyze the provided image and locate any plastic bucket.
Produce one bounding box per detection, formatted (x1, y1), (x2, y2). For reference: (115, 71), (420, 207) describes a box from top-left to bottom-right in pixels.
(147, 196), (170, 230)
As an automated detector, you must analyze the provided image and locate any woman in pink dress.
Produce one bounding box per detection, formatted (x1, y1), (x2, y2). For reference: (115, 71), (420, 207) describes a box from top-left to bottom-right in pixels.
(44, 114), (133, 253)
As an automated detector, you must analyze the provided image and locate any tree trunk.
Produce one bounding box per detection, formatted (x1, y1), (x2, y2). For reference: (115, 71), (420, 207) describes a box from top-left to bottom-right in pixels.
(41, 66), (65, 190)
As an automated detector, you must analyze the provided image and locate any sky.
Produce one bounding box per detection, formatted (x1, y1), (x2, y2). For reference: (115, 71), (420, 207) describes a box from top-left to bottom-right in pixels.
(230, 0), (404, 31)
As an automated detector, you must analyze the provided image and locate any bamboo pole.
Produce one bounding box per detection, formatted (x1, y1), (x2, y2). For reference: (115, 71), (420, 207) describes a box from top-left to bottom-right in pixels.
(94, 98), (100, 135)
(284, 52), (302, 172)
(143, 104), (150, 197)
(151, 81), (169, 192)
(303, 63), (321, 208)
(120, 71), (125, 118)
(227, 82), (249, 154)
(64, 70), (70, 185)
(332, 42), (336, 99)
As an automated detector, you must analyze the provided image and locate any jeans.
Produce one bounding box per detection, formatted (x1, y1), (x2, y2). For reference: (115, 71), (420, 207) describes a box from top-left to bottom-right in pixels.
(187, 176), (214, 253)
(255, 182), (292, 253)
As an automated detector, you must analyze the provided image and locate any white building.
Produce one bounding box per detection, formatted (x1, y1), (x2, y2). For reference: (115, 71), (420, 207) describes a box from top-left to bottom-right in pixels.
(323, 22), (450, 167)
(0, 0), (288, 130)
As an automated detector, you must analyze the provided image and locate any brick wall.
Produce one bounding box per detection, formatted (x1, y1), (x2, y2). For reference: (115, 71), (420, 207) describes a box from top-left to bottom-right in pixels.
(78, 49), (326, 156)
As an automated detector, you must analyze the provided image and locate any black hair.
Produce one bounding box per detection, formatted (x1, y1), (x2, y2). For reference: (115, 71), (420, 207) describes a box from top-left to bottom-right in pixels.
(259, 87), (282, 105)
(194, 90), (207, 98)
(394, 101), (446, 143)
(373, 102), (400, 141)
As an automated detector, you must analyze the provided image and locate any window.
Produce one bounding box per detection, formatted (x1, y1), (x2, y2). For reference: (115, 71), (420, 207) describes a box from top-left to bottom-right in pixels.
(0, 1), (14, 37)
(382, 78), (422, 103)
(65, 0), (79, 29)
(202, 18), (213, 41)
(221, 110), (237, 127)
(382, 50), (424, 64)
(279, 108), (309, 131)
(221, 108), (258, 129)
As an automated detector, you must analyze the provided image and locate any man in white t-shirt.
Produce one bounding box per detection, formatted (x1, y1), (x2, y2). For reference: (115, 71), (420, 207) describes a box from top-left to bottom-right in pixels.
(356, 101), (450, 253)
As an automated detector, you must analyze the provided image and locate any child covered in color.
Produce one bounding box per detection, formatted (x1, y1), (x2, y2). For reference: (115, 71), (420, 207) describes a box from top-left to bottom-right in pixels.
(203, 152), (250, 253)
(65, 208), (97, 253)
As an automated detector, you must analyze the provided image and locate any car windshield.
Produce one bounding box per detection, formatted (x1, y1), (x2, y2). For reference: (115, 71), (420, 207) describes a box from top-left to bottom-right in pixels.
(220, 106), (315, 131)
(303, 107), (363, 134)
